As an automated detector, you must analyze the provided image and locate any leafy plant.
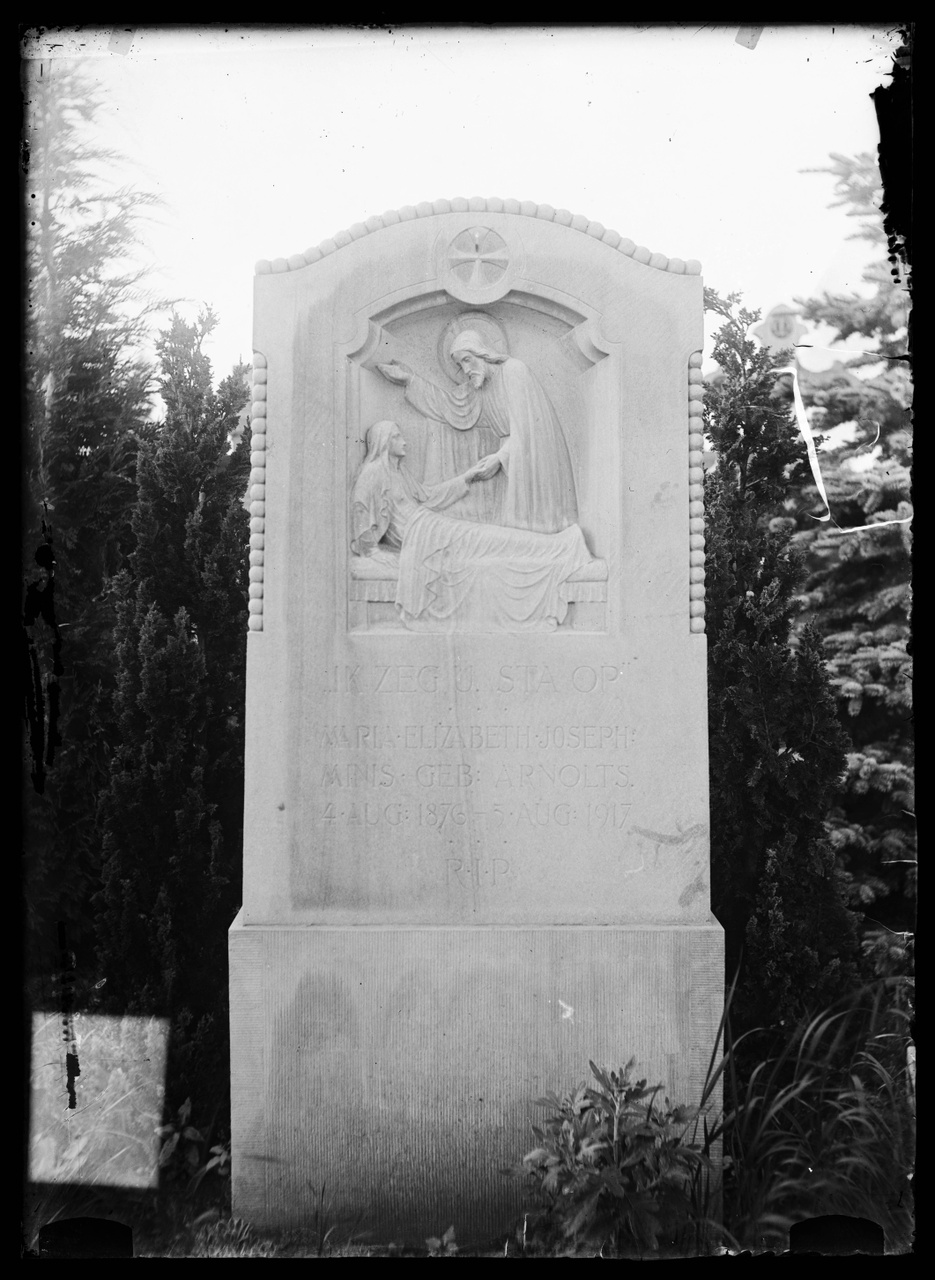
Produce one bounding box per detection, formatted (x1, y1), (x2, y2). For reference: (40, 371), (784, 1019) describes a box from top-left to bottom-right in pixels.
(157, 1098), (205, 1177)
(163, 1215), (278, 1258)
(717, 982), (914, 1253)
(189, 1141), (231, 1192)
(518, 1059), (717, 1256)
(425, 1225), (458, 1256)
(667, 973), (914, 1254)
(155, 1096), (232, 1204)
(518, 971), (913, 1258)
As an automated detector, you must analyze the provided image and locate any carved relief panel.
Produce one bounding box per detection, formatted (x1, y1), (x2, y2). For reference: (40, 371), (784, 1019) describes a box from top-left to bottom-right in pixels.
(245, 202), (706, 927)
(344, 282), (614, 633)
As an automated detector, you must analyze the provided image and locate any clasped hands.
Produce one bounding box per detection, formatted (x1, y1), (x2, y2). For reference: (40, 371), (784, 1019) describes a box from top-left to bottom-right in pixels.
(375, 361), (500, 483)
(466, 454), (502, 484)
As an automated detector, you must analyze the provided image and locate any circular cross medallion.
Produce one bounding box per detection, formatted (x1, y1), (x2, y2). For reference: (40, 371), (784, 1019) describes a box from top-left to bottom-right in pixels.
(447, 227), (510, 287)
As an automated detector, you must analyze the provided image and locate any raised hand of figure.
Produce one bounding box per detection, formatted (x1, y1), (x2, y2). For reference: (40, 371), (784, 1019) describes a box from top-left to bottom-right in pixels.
(376, 360), (413, 386)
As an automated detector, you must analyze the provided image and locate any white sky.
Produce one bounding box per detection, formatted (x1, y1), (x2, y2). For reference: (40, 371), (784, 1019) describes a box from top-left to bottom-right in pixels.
(23, 23), (901, 382)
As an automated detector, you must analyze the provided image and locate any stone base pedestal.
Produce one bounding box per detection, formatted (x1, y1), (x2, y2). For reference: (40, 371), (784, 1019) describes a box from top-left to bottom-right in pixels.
(229, 913), (723, 1246)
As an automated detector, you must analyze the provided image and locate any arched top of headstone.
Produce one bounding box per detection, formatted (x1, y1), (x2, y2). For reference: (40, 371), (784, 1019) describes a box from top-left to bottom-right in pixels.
(255, 198), (702, 278)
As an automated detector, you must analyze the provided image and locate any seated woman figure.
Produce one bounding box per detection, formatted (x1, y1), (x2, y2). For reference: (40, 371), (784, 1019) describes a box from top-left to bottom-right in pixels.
(350, 420), (593, 633)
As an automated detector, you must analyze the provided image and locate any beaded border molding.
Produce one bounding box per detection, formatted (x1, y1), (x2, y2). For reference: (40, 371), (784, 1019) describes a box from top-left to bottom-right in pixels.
(687, 352), (706, 634)
(245, 350), (708, 636)
(255, 198), (702, 277)
(247, 355), (267, 632)
(249, 209), (703, 634)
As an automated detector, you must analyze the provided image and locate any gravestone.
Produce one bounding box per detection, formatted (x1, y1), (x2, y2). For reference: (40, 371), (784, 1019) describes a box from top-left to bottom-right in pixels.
(230, 199), (723, 1244)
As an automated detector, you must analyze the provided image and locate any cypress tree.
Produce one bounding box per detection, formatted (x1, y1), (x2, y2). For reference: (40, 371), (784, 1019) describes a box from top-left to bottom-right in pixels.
(23, 61), (160, 995)
(703, 291), (863, 1042)
(96, 309), (250, 1114)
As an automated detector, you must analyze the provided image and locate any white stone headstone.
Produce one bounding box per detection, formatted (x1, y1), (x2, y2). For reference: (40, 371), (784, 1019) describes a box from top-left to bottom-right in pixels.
(230, 202), (722, 1244)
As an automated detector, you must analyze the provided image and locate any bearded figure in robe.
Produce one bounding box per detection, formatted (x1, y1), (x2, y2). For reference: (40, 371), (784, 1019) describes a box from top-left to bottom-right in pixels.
(377, 329), (578, 536)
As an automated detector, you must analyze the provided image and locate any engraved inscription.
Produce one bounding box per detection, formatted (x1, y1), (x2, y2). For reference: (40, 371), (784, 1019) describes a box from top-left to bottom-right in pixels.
(317, 801), (632, 831)
(493, 763), (630, 788)
(319, 724), (636, 750)
(319, 725), (397, 749)
(320, 661), (635, 697)
(320, 763), (396, 787)
(447, 856), (512, 887)
(313, 650), (644, 894)
(374, 664), (440, 693)
(414, 764), (475, 787)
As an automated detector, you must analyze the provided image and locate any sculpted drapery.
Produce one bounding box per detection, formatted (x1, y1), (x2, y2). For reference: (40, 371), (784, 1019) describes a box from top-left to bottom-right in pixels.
(389, 330), (579, 536)
(350, 421), (591, 632)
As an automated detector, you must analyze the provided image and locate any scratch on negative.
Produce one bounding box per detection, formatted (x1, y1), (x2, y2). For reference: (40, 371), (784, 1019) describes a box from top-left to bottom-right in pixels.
(678, 872), (707, 909)
(631, 823), (709, 868)
(631, 822), (708, 846)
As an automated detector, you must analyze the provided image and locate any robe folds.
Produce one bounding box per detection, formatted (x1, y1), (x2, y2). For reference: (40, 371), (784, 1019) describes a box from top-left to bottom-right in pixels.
(349, 461), (592, 633)
(397, 507), (591, 633)
(404, 357), (578, 535)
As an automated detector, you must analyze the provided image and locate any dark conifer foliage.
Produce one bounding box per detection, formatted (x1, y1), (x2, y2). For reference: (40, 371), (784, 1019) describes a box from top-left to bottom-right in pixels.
(702, 292), (863, 1039)
(793, 154), (913, 960)
(23, 59), (907, 1164)
(95, 310), (250, 1113)
(23, 63), (161, 992)
(24, 60), (250, 1126)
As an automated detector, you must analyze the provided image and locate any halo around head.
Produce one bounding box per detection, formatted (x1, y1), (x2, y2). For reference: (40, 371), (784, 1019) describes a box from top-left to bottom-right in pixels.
(438, 312), (509, 380)
(450, 329), (487, 358)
